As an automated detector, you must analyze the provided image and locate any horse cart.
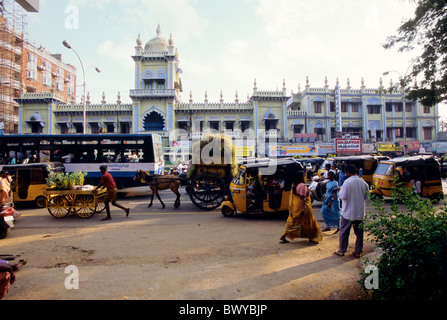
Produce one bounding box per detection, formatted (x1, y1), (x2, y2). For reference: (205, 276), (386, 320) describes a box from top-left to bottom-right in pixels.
(186, 161), (235, 210)
(43, 187), (107, 219)
(135, 134), (238, 211)
(134, 159), (235, 211)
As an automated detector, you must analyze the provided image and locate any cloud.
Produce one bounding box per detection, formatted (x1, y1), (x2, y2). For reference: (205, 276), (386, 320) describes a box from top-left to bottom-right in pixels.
(96, 39), (134, 71)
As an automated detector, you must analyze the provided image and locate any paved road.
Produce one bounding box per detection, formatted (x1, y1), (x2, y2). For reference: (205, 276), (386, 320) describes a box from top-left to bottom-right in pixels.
(2, 182), (446, 303)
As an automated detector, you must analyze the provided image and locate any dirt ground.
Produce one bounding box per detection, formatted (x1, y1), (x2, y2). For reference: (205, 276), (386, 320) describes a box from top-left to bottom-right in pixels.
(1, 206), (376, 301)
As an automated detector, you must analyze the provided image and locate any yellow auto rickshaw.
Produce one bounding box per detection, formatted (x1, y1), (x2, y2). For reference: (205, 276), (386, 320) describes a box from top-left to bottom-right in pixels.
(333, 155), (390, 186)
(221, 158), (304, 216)
(294, 157), (325, 183)
(317, 158), (335, 178)
(0, 162), (65, 208)
(370, 155), (444, 202)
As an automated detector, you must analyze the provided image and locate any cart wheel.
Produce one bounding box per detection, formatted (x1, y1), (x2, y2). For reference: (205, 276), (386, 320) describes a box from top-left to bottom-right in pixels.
(221, 205), (235, 217)
(74, 195), (95, 218)
(47, 196), (70, 219)
(189, 172), (227, 210)
(94, 200), (106, 213)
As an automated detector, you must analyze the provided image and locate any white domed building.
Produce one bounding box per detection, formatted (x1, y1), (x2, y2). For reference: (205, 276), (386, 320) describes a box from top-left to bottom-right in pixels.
(15, 25), (441, 156)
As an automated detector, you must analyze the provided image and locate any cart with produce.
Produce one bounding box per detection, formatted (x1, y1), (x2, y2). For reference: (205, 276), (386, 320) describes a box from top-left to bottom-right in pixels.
(43, 187), (106, 219)
(44, 169), (106, 219)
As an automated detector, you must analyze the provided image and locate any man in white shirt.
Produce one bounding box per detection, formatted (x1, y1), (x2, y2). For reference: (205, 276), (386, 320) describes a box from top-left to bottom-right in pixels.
(334, 164), (369, 258)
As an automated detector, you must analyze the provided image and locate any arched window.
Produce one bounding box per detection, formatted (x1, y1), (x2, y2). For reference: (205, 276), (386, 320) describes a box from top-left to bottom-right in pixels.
(143, 111), (165, 131)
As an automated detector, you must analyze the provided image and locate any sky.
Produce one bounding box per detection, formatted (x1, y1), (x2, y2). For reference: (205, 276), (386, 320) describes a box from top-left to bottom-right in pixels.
(23, 0), (446, 117)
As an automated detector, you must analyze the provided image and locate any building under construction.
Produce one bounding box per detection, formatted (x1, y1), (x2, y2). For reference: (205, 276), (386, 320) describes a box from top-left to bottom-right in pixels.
(0, 0), (76, 134)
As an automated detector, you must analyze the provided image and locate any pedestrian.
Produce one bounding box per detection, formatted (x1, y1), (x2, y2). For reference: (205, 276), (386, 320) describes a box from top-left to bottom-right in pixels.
(320, 170), (341, 234)
(62, 152), (74, 163)
(334, 164), (369, 258)
(279, 170), (323, 244)
(0, 170), (12, 206)
(338, 164), (347, 187)
(94, 165), (129, 221)
(323, 163), (335, 180)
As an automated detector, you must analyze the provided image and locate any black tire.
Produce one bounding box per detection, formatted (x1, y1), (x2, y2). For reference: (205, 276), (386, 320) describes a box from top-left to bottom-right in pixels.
(35, 196), (47, 209)
(0, 225), (8, 239)
(369, 192), (383, 201)
(430, 193), (443, 203)
(221, 205), (235, 217)
(189, 172), (227, 210)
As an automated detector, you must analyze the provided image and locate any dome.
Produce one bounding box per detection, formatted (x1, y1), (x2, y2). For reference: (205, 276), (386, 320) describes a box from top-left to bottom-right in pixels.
(144, 25), (168, 52)
(29, 111), (43, 122)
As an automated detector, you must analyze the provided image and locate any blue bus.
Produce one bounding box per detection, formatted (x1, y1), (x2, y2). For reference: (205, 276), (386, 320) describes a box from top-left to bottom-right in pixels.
(0, 134), (164, 189)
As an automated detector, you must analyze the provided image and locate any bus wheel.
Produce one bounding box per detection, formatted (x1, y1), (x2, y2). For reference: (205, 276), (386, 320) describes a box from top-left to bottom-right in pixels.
(35, 196), (47, 208)
(221, 205), (235, 217)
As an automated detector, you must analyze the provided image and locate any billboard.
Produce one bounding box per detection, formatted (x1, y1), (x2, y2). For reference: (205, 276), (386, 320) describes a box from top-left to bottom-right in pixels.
(335, 138), (362, 154)
(268, 145), (318, 157)
(293, 133), (317, 143)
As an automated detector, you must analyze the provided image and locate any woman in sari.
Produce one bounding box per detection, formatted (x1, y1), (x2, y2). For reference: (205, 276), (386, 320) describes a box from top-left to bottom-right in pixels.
(321, 170), (341, 234)
(279, 171), (323, 244)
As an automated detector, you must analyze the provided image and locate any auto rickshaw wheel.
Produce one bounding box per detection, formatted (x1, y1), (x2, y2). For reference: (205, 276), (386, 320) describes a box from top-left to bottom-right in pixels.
(35, 196), (47, 209)
(221, 205), (235, 217)
(429, 193), (443, 203)
(369, 192), (383, 201)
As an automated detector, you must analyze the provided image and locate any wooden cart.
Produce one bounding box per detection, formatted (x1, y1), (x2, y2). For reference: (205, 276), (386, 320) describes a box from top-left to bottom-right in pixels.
(43, 187), (107, 219)
(187, 162), (233, 210)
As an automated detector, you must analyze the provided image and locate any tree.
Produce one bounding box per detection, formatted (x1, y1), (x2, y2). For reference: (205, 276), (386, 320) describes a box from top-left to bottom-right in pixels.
(362, 184), (447, 300)
(384, 0), (447, 106)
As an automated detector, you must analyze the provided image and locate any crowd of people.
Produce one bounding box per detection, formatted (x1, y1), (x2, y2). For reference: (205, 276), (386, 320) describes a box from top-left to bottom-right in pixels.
(279, 163), (369, 259)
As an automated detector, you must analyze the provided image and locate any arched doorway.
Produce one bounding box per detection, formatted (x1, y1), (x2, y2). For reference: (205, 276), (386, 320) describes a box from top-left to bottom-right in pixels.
(143, 111), (165, 131)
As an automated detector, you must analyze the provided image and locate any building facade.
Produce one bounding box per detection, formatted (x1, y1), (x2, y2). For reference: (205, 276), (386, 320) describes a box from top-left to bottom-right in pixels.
(0, 1), (76, 134)
(15, 26), (440, 155)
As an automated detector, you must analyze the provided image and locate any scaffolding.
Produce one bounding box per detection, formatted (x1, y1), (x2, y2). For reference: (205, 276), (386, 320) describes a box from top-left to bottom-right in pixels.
(0, 0), (27, 133)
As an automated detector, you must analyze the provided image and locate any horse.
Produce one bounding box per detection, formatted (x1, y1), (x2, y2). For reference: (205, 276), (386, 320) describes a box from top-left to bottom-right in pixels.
(133, 170), (182, 208)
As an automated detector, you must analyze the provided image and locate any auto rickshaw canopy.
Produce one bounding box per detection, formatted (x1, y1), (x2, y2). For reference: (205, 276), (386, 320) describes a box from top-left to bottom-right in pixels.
(385, 155), (440, 167)
(241, 158), (304, 174)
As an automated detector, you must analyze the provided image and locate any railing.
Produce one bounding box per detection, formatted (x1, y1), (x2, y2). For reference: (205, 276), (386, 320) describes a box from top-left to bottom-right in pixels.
(175, 103), (253, 111)
(54, 103), (133, 112)
(129, 89), (176, 98)
(265, 129), (280, 139)
(19, 92), (66, 102)
(287, 110), (308, 117)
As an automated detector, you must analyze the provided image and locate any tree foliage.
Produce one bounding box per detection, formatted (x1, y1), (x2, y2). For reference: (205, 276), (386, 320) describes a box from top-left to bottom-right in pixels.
(384, 0), (447, 106)
(362, 183), (447, 300)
